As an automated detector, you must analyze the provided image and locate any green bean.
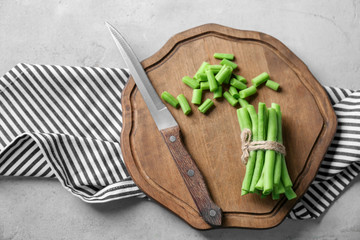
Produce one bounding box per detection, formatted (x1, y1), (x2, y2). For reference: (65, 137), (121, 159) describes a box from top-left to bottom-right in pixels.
(215, 65), (232, 84)
(230, 78), (247, 90)
(250, 102), (266, 192)
(229, 86), (240, 99)
(236, 107), (251, 131)
(213, 53), (234, 60)
(233, 74), (247, 84)
(272, 103), (282, 187)
(213, 86), (223, 99)
(191, 89), (202, 105)
(281, 155), (293, 189)
(206, 69), (218, 92)
(194, 62), (210, 78)
(236, 107), (252, 194)
(161, 91), (179, 108)
(251, 151), (265, 193)
(272, 103), (293, 189)
(272, 192), (280, 200)
(263, 108), (278, 194)
(264, 107), (269, 140)
(247, 105), (258, 141)
(266, 80), (280, 91)
(206, 65), (222, 74)
(194, 73), (207, 82)
(182, 76), (199, 89)
(255, 168), (265, 191)
(251, 72), (270, 87)
(223, 74), (231, 84)
(220, 58), (238, 70)
(198, 99), (214, 114)
(238, 98), (250, 108)
(274, 181), (285, 195)
(241, 105), (258, 194)
(239, 86), (257, 99)
(223, 91), (238, 107)
(274, 154), (282, 187)
(200, 82), (210, 90)
(177, 94), (192, 115)
(261, 192), (269, 199)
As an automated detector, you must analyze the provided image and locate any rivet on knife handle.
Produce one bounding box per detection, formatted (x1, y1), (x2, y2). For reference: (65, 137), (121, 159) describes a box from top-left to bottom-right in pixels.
(160, 126), (222, 226)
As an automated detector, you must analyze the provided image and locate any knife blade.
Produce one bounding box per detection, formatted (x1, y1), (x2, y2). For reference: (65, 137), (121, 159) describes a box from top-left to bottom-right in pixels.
(106, 22), (222, 226)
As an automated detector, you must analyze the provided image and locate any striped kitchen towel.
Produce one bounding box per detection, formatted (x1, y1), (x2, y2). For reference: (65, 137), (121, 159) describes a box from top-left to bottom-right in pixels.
(0, 63), (145, 202)
(289, 86), (360, 219)
(0, 64), (359, 218)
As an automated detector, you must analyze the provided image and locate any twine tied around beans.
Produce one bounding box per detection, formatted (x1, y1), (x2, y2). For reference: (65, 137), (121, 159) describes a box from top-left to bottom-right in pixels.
(240, 128), (286, 165)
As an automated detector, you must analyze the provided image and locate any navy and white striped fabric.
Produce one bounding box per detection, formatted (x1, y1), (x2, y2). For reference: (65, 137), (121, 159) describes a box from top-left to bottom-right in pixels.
(0, 64), (359, 218)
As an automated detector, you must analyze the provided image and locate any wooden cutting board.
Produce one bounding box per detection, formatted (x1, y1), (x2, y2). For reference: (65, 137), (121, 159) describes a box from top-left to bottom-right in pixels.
(120, 24), (337, 229)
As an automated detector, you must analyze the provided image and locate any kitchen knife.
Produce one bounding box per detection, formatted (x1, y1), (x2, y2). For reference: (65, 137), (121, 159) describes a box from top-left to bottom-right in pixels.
(106, 22), (222, 226)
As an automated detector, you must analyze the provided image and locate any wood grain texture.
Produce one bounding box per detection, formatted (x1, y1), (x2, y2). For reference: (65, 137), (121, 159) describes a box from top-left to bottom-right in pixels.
(160, 126), (222, 226)
(120, 24), (337, 229)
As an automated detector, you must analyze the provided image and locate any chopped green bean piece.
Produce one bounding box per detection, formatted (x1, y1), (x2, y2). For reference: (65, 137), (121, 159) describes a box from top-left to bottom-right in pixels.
(266, 80), (280, 91)
(182, 76), (199, 89)
(251, 72), (270, 87)
(200, 82), (210, 90)
(223, 91), (238, 107)
(191, 89), (202, 105)
(194, 73), (208, 82)
(223, 74), (231, 84)
(230, 78), (247, 90)
(177, 94), (191, 115)
(239, 86), (257, 99)
(161, 91), (179, 108)
(215, 65), (232, 84)
(213, 86), (223, 99)
(206, 65), (222, 74)
(206, 69), (218, 92)
(238, 98), (250, 108)
(198, 99), (214, 114)
(229, 86), (240, 99)
(194, 62), (210, 78)
(233, 74), (247, 83)
(220, 58), (238, 70)
(213, 53), (234, 60)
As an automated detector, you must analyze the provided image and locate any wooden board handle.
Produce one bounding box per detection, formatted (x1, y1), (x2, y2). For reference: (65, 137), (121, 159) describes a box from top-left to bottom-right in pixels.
(160, 126), (222, 226)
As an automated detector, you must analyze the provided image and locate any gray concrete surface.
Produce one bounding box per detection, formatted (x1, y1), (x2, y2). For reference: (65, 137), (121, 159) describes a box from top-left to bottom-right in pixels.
(1, 0), (360, 239)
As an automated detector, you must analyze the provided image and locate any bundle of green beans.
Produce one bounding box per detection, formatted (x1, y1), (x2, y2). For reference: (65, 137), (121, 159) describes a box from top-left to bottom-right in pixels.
(237, 103), (296, 200)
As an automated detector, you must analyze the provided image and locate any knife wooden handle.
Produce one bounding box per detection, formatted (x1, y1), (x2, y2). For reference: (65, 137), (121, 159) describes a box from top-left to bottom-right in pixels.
(160, 126), (222, 226)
